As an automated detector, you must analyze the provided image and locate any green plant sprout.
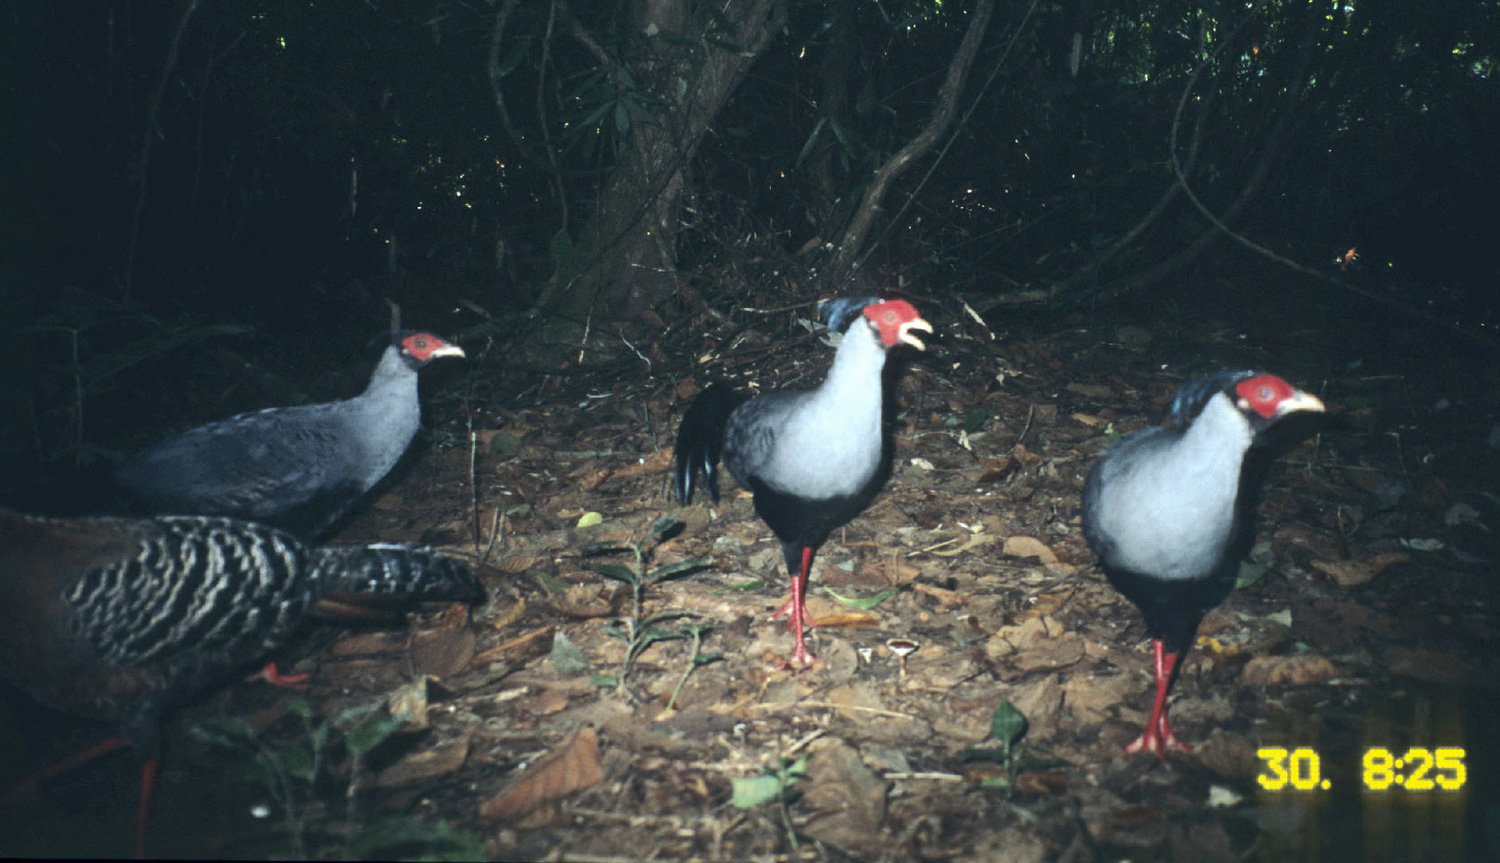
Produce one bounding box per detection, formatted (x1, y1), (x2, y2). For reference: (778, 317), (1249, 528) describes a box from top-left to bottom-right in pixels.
(580, 514), (710, 697)
(189, 695), (482, 859)
(731, 756), (808, 849)
(665, 622), (724, 712)
(958, 699), (1030, 794)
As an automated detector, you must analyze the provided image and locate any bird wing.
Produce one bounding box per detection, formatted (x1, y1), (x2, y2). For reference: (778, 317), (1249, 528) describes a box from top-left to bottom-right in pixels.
(722, 391), (808, 487)
(115, 405), (352, 518)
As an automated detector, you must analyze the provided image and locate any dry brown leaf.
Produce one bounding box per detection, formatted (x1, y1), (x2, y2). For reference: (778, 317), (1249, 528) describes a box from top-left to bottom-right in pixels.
(1309, 558), (1381, 588)
(468, 625), (555, 668)
(329, 631), (407, 657)
(931, 533), (996, 557)
(479, 727), (604, 822)
(412, 624), (477, 678)
(612, 448), (674, 479)
(976, 457), (1016, 484)
(491, 553), (542, 574)
(1010, 633), (1086, 674)
(910, 581), (965, 608)
(1071, 412), (1107, 427)
(1066, 382), (1112, 399)
(1387, 648), (1484, 686)
(810, 611), (881, 630)
(376, 734), (472, 788)
(1310, 552), (1408, 588)
(1011, 443), (1042, 465)
(853, 554), (922, 584)
(551, 583), (616, 618)
(490, 597), (527, 629)
(577, 467), (613, 493)
(1240, 654), (1340, 688)
(387, 677), (429, 732)
(1001, 535), (1058, 563)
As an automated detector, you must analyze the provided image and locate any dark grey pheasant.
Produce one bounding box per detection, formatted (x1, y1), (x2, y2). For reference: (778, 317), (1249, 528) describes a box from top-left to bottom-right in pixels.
(112, 330), (464, 538)
(674, 298), (931, 666)
(1080, 371), (1324, 759)
(0, 508), (484, 855)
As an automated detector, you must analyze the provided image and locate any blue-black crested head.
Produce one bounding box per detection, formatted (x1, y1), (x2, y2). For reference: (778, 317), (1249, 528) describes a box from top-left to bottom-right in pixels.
(1165, 369), (1259, 429)
(818, 296), (882, 333)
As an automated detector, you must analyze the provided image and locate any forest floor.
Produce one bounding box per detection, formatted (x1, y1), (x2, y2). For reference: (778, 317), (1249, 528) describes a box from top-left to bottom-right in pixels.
(3, 276), (1498, 861)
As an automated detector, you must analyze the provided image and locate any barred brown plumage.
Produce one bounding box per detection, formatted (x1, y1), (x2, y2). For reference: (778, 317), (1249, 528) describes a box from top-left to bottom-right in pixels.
(0, 508), (484, 856)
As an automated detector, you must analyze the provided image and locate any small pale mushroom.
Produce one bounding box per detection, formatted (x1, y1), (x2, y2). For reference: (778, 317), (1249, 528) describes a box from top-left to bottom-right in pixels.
(886, 638), (919, 678)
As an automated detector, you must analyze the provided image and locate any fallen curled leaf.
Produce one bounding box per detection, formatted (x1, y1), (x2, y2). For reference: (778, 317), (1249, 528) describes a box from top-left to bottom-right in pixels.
(491, 597), (527, 629)
(491, 553), (542, 574)
(1010, 443), (1042, 464)
(976, 456), (1016, 484)
(577, 467), (613, 493)
(1240, 654), (1339, 688)
(377, 734), (472, 788)
(809, 611), (881, 630)
(931, 533), (996, 557)
(551, 583), (616, 618)
(480, 727), (604, 822)
(468, 625), (556, 668)
(854, 554), (922, 585)
(1014, 769), (1068, 795)
(1001, 535), (1058, 564)
(1066, 382), (1112, 399)
(910, 581), (964, 608)
(612, 448), (674, 479)
(413, 627), (477, 677)
(387, 676), (429, 732)
(1311, 553), (1409, 588)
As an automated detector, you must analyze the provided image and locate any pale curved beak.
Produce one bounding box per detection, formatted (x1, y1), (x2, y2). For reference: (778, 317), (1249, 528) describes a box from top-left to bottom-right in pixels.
(1277, 390), (1325, 417)
(898, 317), (934, 351)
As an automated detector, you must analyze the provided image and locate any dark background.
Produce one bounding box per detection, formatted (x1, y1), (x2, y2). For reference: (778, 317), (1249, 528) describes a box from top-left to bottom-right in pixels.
(3, 1), (1497, 492)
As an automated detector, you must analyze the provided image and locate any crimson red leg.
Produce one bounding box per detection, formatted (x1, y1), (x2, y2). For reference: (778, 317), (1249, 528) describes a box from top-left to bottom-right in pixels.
(246, 661), (310, 690)
(1125, 640), (1192, 759)
(5, 735), (131, 801)
(134, 755), (158, 859)
(771, 546), (817, 666)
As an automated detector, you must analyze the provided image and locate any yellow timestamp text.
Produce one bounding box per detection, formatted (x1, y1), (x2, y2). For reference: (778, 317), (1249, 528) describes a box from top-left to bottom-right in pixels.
(1255, 747), (1467, 792)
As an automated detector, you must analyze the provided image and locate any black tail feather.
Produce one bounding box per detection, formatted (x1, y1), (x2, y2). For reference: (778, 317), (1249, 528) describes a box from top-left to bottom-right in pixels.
(674, 383), (745, 505)
(310, 544), (485, 606)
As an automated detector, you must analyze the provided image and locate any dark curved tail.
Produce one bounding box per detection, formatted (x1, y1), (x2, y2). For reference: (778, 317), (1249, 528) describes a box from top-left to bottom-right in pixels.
(311, 544), (486, 609)
(673, 383), (745, 505)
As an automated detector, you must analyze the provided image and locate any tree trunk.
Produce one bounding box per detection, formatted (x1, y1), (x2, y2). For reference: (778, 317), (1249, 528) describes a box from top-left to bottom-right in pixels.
(537, 0), (782, 325)
(825, 0), (994, 289)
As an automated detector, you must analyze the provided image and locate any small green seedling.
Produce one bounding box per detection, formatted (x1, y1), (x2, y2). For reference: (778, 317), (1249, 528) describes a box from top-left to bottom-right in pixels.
(732, 756), (808, 849)
(958, 699), (1030, 793)
(190, 695), (480, 858)
(580, 514), (711, 697)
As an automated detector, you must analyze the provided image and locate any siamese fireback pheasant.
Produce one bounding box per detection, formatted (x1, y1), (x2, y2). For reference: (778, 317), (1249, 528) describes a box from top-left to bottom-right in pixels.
(674, 298), (932, 666)
(1080, 370), (1324, 759)
(112, 330), (464, 538)
(0, 508), (485, 855)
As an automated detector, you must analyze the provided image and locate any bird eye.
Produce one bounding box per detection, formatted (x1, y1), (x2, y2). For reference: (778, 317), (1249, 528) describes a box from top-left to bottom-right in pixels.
(1258, 386), (1273, 400)
(415, 339), (429, 349)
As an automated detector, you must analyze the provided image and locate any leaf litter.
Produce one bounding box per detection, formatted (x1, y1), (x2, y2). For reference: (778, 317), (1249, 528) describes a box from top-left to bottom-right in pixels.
(8, 292), (1499, 861)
